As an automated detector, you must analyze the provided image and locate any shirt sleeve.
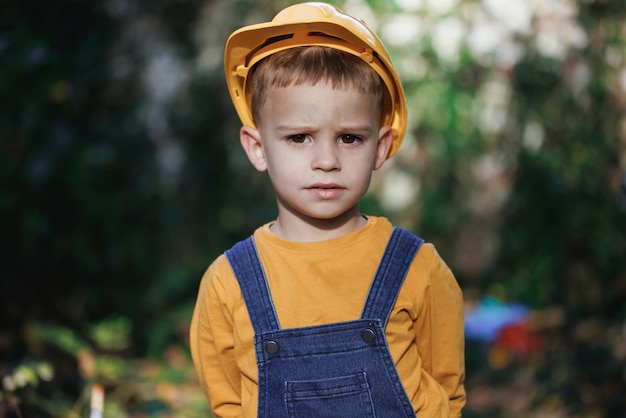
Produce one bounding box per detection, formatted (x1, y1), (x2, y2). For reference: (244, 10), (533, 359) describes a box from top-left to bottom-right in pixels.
(189, 257), (243, 417)
(414, 247), (466, 417)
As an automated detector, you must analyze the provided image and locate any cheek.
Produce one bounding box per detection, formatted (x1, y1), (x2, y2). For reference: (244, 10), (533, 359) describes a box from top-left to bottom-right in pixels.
(264, 155), (292, 181)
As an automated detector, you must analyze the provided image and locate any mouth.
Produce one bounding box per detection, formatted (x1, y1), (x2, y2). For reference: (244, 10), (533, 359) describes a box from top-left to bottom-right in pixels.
(306, 183), (345, 199)
(307, 183), (343, 189)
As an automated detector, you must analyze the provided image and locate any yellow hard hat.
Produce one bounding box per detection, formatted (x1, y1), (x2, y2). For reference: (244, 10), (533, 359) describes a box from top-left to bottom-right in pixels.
(224, 2), (407, 158)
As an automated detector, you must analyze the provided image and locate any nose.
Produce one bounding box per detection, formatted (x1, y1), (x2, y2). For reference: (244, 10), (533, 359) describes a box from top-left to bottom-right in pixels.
(312, 139), (340, 171)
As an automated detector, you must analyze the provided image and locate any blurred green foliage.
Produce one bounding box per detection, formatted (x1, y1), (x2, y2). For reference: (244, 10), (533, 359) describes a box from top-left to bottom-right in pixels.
(392, 1), (626, 416)
(1, 0), (625, 417)
(0, 0), (242, 415)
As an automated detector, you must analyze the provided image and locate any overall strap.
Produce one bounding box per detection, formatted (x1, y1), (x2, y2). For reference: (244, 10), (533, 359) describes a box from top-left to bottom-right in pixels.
(361, 227), (424, 326)
(225, 237), (281, 334)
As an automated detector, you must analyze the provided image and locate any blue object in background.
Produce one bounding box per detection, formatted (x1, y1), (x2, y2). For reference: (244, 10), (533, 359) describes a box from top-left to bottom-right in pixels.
(464, 297), (530, 342)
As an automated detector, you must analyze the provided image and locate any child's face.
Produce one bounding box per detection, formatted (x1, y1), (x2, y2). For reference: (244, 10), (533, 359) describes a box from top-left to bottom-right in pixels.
(241, 82), (392, 227)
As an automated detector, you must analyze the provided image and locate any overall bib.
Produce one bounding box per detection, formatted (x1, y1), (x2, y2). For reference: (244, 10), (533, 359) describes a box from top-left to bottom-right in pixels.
(226, 227), (424, 418)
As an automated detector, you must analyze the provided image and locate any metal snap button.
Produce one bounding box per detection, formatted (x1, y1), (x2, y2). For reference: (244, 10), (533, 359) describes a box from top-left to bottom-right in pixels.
(361, 328), (376, 343)
(265, 340), (279, 354)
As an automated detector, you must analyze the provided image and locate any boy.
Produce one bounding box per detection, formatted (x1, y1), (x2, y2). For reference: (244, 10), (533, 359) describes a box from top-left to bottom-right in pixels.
(190, 3), (466, 417)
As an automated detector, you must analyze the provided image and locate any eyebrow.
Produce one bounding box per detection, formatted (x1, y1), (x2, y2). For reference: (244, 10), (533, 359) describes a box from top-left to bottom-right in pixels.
(274, 124), (374, 134)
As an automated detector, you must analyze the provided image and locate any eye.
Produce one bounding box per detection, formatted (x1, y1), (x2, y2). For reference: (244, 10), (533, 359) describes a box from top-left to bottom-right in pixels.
(288, 134), (307, 144)
(339, 134), (362, 144)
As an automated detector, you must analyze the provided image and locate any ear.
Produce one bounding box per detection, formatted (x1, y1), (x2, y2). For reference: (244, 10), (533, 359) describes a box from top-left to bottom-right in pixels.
(240, 126), (268, 172)
(373, 126), (393, 170)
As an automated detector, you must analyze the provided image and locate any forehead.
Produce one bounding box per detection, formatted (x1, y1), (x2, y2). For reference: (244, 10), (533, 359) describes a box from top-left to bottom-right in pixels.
(258, 83), (381, 128)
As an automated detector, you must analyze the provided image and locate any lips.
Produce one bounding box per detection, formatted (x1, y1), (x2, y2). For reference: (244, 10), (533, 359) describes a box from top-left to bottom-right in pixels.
(306, 183), (345, 199)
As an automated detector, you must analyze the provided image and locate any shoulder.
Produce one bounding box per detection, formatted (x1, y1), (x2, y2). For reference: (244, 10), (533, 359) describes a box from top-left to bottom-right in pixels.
(413, 241), (442, 267)
(197, 252), (242, 307)
(201, 228), (265, 291)
(412, 242), (462, 298)
(400, 233), (459, 287)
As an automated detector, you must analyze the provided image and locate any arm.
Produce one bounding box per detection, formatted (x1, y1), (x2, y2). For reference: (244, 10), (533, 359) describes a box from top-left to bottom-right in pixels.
(190, 259), (243, 417)
(414, 248), (466, 417)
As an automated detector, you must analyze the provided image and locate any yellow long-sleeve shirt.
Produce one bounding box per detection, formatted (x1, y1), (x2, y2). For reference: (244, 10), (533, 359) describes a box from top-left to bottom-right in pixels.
(190, 216), (466, 417)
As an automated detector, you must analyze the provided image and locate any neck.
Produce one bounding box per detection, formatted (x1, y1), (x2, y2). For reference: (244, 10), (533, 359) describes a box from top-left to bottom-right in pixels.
(270, 212), (367, 242)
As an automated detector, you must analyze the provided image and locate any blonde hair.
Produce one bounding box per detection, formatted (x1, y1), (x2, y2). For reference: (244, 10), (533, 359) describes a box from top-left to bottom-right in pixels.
(249, 46), (385, 125)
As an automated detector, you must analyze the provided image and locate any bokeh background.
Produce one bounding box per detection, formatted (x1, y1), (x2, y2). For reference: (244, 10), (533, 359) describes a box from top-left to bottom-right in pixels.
(2, 0), (625, 417)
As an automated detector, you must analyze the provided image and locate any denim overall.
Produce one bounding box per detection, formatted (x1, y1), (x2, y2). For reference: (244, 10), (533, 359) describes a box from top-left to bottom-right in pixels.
(225, 227), (424, 418)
